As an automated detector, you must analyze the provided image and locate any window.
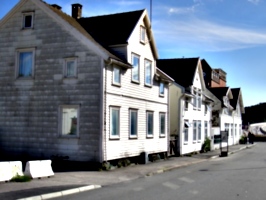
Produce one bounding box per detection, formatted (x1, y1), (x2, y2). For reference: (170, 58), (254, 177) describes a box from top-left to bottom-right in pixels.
(113, 66), (121, 85)
(185, 98), (189, 111)
(110, 107), (120, 138)
(60, 105), (79, 136)
(224, 123), (229, 132)
(193, 120), (197, 141)
(235, 124), (237, 136)
(197, 90), (201, 110)
(239, 124), (242, 136)
(204, 121), (208, 138)
(132, 54), (140, 82)
(16, 48), (35, 78)
(64, 58), (77, 78)
(145, 60), (152, 85)
(193, 89), (197, 109)
(204, 105), (208, 115)
(146, 111), (154, 137)
(129, 109), (138, 138)
(22, 12), (34, 29)
(159, 113), (166, 136)
(159, 82), (165, 96)
(231, 123), (233, 137)
(184, 120), (189, 142)
(140, 26), (146, 43)
(198, 120), (201, 141)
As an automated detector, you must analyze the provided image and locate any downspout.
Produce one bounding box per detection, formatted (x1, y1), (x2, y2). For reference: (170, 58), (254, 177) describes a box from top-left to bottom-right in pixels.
(178, 94), (184, 156)
(99, 58), (105, 163)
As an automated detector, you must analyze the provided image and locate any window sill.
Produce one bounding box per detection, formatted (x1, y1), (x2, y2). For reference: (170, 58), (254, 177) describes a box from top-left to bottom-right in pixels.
(112, 83), (121, 87)
(109, 136), (120, 140)
(144, 84), (152, 88)
(159, 134), (166, 138)
(192, 141), (196, 144)
(146, 135), (154, 139)
(140, 40), (146, 45)
(131, 80), (140, 84)
(183, 142), (188, 145)
(59, 135), (79, 139)
(14, 78), (34, 86)
(159, 94), (165, 98)
(63, 78), (78, 85)
(129, 135), (138, 139)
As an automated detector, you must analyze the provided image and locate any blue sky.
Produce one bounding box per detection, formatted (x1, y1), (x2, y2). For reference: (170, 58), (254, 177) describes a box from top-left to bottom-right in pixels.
(1, 0), (265, 107)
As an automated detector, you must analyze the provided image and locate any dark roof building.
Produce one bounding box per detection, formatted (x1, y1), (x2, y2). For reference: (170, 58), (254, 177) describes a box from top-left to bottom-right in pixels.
(156, 58), (199, 88)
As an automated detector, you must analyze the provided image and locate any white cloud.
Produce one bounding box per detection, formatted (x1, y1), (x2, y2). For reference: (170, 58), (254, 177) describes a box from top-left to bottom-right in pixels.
(166, 1), (202, 15)
(248, 0), (261, 5)
(110, 0), (143, 6)
(154, 18), (266, 52)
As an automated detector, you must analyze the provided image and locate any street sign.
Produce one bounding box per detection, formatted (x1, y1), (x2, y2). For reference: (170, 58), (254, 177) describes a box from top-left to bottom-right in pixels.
(220, 131), (229, 157)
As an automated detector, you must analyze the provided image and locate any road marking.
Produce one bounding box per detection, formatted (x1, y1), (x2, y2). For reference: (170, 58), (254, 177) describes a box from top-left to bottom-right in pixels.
(162, 182), (180, 190)
(133, 187), (143, 192)
(189, 190), (199, 195)
(179, 177), (195, 183)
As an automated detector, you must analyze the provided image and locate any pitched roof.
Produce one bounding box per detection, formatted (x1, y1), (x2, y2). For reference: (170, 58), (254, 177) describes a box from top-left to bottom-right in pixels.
(77, 10), (145, 47)
(208, 87), (230, 101)
(230, 88), (241, 109)
(156, 58), (199, 88)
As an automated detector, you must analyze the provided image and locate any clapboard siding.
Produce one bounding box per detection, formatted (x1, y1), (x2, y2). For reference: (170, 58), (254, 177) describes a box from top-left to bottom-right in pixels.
(104, 93), (168, 160)
(0, 1), (102, 162)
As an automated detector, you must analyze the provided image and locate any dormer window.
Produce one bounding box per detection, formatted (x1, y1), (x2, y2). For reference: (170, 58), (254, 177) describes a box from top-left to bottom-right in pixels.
(140, 26), (146, 44)
(22, 12), (34, 29)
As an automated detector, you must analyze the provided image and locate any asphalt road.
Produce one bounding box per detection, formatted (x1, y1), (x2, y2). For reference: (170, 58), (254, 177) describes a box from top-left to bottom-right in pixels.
(54, 143), (266, 200)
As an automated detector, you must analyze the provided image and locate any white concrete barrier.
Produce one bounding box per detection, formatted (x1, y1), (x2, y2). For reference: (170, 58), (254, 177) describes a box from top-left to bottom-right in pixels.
(0, 162), (12, 182)
(24, 160), (54, 179)
(10, 161), (24, 177)
(0, 161), (23, 182)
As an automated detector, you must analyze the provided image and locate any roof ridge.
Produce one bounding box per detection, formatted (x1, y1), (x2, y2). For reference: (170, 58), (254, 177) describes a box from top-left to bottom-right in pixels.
(81, 9), (145, 19)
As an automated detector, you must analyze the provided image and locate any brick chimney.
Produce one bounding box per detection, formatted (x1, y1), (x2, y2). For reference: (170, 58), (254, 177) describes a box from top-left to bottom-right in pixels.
(72, 3), (82, 19)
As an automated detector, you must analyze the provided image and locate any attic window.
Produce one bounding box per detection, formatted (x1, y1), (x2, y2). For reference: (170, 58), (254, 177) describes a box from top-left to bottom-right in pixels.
(22, 12), (34, 29)
(140, 26), (146, 44)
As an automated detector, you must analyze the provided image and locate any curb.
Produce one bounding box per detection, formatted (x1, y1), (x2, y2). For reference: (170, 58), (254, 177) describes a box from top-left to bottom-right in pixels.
(17, 185), (101, 200)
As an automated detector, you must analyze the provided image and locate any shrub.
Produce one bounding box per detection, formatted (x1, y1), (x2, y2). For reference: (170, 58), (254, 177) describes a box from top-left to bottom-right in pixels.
(201, 137), (211, 153)
(11, 174), (31, 182)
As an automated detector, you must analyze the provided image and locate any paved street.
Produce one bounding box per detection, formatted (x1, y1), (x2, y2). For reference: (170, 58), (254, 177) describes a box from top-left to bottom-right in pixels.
(53, 143), (265, 200)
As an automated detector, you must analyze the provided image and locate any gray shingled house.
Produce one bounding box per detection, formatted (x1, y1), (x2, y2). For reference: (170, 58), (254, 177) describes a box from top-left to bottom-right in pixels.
(0, 0), (173, 163)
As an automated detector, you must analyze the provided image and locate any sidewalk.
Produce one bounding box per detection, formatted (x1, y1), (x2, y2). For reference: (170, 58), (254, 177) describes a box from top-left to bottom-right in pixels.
(0, 144), (255, 200)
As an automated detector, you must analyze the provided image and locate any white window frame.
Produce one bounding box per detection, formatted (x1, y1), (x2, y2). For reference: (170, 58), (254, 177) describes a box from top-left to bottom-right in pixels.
(113, 66), (121, 86)
(159, 82), (165, 97)
(110, 106), (120, 139)
(198, 120), (201, 141)
(129, 109), (138, 138)
(16, 48), (35, 78)
(159, 112), (166, 137)
(185, 98), (189, 111)
(144, 59), (152, 86)
(204, 121), (208, 138)
(59, 105), (80, 137)
(193, 88), (197, 109)
(193, 120), (197, 142)
(184, 120), (189, 143)
(146, 111), (154, 138)
(64, 57), (77, 78)
(22, 12), (34, 29)
(131, 53), (140, 83)
(198, 90), (201, 110)
(140, 26), (146, 44)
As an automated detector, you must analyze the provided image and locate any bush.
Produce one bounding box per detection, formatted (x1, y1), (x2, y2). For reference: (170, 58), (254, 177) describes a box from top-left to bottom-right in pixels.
(201, 137), (211, 153)
(11, 174), (31, 182)
(239, 135), (247, 144)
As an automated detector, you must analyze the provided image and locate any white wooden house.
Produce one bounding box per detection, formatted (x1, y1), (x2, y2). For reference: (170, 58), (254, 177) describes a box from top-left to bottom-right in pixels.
(157, 58), (213, 155)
